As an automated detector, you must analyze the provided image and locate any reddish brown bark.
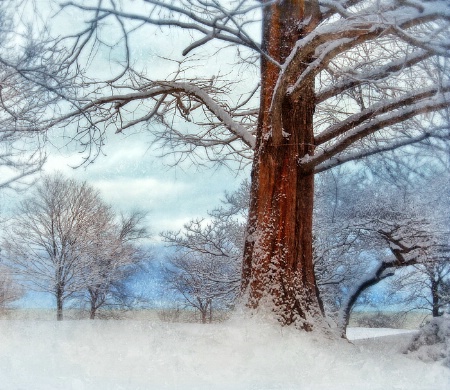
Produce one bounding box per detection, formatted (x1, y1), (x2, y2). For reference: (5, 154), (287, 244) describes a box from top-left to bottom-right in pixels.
(242, 0), (324, 330)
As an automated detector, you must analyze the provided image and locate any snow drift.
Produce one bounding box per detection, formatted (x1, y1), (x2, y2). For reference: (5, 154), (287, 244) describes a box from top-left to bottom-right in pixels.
(0, 316), (449, 390)
(405, 315), (450, 367)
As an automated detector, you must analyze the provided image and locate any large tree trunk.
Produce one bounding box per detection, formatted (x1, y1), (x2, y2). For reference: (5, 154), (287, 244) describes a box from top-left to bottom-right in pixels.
(241, 0), (324, 330)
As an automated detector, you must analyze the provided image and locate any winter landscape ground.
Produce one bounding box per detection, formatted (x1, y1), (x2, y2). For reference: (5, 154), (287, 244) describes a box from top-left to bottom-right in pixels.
(0, 314), (448, 390)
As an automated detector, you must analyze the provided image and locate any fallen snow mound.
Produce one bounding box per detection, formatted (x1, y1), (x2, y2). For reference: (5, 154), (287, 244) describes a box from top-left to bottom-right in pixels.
(405, 315), (450, 367)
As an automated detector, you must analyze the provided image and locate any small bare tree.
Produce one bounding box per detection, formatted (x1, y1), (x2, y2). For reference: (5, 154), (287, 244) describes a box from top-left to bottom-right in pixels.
(2, 174), (147, 320)
(82, 210), (149, 319)
(161, 182), (248, 322)
(163, 252), (234, 323)
(162, 212), (244, 323)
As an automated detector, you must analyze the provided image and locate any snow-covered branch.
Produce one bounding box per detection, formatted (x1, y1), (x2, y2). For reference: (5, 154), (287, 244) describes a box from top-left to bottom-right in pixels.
(316, 50), (433, 104)
(302, 89), (450, 171)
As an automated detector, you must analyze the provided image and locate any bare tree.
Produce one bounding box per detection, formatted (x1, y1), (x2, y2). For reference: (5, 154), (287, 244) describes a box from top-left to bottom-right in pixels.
(386, 232), (450, 319)
(336, 213), (444, 335)
(45, 0), (450, 329)
(82, 210), (150, 319)
(163, 251), (237, 323)
(423, 258), (450, 317)
(162, 191), (246, 322)
(1, 174), (132, 320)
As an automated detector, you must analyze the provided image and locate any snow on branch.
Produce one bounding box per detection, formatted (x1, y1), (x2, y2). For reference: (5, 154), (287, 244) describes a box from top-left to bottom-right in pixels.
(302, 89), (450, 171)
(316, 49), (433, 104)
(316, 84), (450, 146)
(52, 79), (256, 159)
(313, 131), (436, 173)
(46, 0), (450, 171)
(161, 82), (256, 149)
(269, 0), (450, 137)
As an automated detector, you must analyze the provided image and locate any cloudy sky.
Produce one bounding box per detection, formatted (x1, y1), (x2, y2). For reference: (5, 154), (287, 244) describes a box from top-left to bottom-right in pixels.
(2, 1), (255, 237)
(42, 133), (250, 236)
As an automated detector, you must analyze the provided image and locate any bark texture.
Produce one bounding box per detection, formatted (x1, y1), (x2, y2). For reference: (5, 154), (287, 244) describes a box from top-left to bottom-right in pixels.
(242, 0), (324, 330)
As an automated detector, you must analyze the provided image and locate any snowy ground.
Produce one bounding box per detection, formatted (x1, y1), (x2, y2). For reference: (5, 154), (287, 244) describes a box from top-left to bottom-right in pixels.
(0, 317), (448, 390)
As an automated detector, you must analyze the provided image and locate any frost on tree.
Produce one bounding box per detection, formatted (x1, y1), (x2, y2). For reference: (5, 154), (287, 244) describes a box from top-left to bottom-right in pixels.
(52, 0), (450, 330)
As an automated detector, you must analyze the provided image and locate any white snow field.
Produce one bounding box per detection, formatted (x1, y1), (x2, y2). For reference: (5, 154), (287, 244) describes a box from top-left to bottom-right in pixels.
(0, 317), (448, 390)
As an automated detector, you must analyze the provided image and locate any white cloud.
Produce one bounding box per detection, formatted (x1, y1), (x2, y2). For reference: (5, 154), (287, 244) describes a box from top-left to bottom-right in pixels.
(94, 177), (188, 210)
(7, 136), (249, 238)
